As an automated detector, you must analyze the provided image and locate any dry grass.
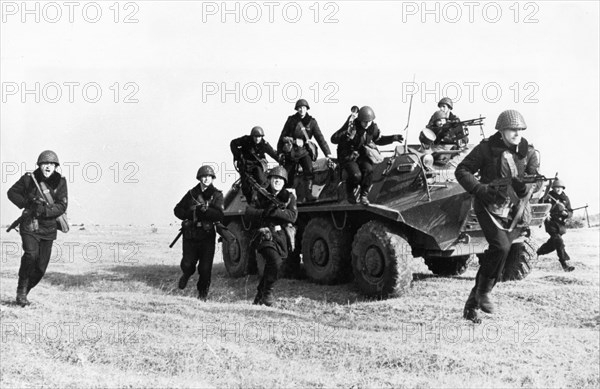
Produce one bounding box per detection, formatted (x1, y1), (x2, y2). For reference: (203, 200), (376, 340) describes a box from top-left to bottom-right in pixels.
(1, 225), (598, 388)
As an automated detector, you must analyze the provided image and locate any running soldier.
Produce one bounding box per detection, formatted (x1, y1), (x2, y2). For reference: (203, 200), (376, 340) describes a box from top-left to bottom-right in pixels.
(537, 178), (575, 272)
(455, 110), (541, 323)
(7, 150), (68, 307)
(174, 165), (224, 300)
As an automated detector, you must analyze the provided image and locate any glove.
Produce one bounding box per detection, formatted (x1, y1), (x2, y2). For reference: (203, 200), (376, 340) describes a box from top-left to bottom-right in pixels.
(511, 178), (528, 197)
(473, 184), (506, 206)
(262, 204), (277, 218)
(350, 151), (360, 161)
(196, 203), (208, 214)
(33, 200), (45, 216)
(245, 206), (262, 217)
(393, 134), (404, 143)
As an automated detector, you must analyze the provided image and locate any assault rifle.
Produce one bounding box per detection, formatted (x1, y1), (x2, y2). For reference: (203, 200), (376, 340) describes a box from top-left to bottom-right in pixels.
(246, 174), (297, 251)
(488, 174), (551, 191)
(246, 175), (287, 209)
(6, 209), (32, 233)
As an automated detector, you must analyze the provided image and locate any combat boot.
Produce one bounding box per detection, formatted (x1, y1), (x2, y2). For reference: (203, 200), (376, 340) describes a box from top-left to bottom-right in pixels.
(305, 178), (317, 202)
(261, 289), (274, 307)
(178, 274), (190, 290)
(475, 274), (496, 314)
(16, 278), (30, 307)
(345, 185), (358, 204)
(359, 186), (370, 205)
(560, 260), (575, 272)
(197, 290), (208, 301)
(463, 287), (481, 323)
(253, 290), (263, 305)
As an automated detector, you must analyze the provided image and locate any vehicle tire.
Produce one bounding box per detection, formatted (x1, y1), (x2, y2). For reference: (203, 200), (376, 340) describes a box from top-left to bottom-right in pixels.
(222, 220), (253, 278)
(301, 217), (353, 284)
(351, 221), (412, 298)
(424, 255), (471, 276)
(501, 239), (538, 282)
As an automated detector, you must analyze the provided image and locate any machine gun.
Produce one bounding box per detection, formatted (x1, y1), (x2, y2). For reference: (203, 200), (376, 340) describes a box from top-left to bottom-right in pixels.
(437, 117), (486, 145)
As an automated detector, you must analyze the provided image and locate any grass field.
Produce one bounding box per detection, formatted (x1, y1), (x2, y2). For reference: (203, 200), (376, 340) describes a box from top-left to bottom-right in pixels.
(1, 225), (598, 388)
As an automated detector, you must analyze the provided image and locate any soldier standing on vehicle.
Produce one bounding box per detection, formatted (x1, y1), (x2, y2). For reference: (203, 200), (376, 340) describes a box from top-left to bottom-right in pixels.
(455, 110), (540, 323)
(244, 166), (298, 306)
(230, 126), (280, 203)
(174, 165), (224, 300)
(331, 106), (403, 205)
(537, 178), (575, 272)
(7, 150), (68, 307)
(277, 99), (333, 201)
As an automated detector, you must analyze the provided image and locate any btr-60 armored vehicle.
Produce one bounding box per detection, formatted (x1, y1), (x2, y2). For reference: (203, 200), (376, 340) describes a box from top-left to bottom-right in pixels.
(221, 143), (551, 298)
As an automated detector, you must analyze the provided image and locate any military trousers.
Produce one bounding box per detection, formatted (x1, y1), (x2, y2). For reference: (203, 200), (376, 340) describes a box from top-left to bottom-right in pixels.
(342, 156), (374, 193)
(241, 163), (267, 202)
(180, 233), (216, 295)
(473, 201), (514, 286)
(19, 233), (54, 292)
(256, 246), (282, 295)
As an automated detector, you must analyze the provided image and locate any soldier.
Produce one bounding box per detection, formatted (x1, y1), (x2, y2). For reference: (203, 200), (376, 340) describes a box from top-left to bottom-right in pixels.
(7, 150), (68, 307)
(455, 110), (540, 323)
(174, 165), (224, 300)
(230, 126), (279, 203)
(277, 99), (333, 201)
(428, 97), (460, 127)
(331, 106), (403, 205)
(537, 179), (575, 272)
(245, 166), (298, 306)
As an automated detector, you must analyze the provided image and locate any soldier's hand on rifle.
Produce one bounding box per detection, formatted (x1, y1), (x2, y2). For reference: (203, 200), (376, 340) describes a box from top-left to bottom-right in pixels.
(473, 184), (507, 206)
(511, 178), (528, 197)
(196, 203), (208, 214)
(392, 134), (404, 143)
(32, 199), (45, 216)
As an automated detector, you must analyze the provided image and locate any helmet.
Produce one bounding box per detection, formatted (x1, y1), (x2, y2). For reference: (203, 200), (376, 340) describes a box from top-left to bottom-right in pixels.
(267, 166), (288, 183)
(250, 126), (264, 137)
(358, 106), (376, 122)
(437, 97), (453, 110)
(495, 110), (527, 131)
(196, 165), (216, 180)
(552, 178), (565, 189)
(431, 110), (448, 122)
(419, 129), (436, 145)
(294, 99), (310, 110)
(37, 150), (60, 166)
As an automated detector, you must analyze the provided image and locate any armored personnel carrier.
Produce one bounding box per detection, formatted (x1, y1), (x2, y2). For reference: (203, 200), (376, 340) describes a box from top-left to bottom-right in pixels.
(221, 144), (551, 298)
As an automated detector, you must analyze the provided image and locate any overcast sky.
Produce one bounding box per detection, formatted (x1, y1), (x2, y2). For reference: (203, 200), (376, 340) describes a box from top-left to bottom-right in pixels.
(1, 0), (598, 225)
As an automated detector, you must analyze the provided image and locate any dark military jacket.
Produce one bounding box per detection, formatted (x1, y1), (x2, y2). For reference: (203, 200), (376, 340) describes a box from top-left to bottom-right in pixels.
(174, 184), (224, 237)
(245, 186), (298, 257)
(230, 135), (278, 166)
(277, 113), (331, 156)
(330, 120), (396, 163)
(7, 169), (68, 240)
(455, 131), (540, 200)
(545, 190), (573, 224)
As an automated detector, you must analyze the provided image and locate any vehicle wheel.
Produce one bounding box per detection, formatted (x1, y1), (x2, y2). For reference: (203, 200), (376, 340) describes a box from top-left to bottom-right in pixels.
(501, 239), (538, 282)
(351, 221), (412, 298)
(301, 217), (352, 284)
(424, 255), (471, 276)
(222, 220), (253, 278)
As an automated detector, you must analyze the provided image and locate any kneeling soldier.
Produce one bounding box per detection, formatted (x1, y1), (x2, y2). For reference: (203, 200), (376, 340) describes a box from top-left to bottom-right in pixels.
(7, 150), (68, 307)
(174, 165), (224, 300)
(245, 166), (298, 306)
